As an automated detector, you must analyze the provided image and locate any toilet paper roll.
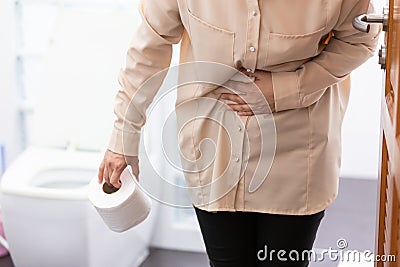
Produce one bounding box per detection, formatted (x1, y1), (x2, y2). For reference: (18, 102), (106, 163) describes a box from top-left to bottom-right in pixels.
(88, 166), (151, 233)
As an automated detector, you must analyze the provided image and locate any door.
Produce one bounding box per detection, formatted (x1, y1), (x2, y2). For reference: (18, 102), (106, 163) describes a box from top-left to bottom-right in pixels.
(374, 0), (400, 265)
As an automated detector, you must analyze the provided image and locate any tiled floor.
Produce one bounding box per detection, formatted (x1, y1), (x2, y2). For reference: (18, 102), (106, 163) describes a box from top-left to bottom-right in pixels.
(0, 177), (378, 267)
(140, 248), (209, 267)
(314, 177), (377, 252)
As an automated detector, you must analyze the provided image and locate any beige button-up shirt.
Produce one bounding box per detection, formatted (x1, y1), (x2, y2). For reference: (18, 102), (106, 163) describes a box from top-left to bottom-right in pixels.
(107, 0), (381, 215)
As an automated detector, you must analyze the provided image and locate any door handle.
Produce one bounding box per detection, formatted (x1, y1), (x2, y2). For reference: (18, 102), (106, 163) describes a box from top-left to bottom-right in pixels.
(352, 7), (389, 33)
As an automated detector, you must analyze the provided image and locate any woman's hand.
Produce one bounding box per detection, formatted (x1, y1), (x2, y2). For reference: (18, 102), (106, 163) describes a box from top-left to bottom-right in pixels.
(97, 149), (139, 189)
(219, 68), (275, 116)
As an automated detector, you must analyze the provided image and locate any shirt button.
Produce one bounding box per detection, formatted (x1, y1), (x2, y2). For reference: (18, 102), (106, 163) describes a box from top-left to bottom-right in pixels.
(252, 10), (257, 16)
(246, 68), (252, 73)
(238, 126), (242, 132)
(234, 157), (240, 162)
(249, 46), (256, 52)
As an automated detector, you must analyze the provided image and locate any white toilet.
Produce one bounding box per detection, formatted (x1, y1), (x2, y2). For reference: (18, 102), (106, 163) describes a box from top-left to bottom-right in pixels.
(0, 8), (160, 267)
(0, 147), (158, 267)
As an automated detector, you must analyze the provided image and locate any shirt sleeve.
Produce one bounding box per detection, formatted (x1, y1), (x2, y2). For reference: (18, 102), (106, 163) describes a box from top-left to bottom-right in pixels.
(271, 0), (382, 112)
(107, 0), (183, 156)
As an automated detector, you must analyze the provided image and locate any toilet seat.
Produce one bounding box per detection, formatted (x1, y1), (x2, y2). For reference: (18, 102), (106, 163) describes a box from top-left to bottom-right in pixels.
(0, 146), (102, 200)
(31, 167), (94, 189)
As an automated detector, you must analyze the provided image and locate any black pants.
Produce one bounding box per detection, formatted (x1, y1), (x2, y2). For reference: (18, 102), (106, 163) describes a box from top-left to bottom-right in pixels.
(194, 207), (325, 267)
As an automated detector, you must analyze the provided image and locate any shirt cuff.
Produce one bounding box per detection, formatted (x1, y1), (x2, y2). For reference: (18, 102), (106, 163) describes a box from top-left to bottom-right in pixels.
(271, 71), (301, 112)
(107, 127), (141, 157)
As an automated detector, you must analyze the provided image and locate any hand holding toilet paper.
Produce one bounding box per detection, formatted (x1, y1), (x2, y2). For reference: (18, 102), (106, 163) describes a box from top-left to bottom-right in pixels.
(88, 166), (151, 232)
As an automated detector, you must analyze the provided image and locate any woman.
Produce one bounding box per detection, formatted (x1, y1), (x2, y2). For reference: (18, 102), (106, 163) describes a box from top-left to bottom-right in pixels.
(98, 0), (381, 266)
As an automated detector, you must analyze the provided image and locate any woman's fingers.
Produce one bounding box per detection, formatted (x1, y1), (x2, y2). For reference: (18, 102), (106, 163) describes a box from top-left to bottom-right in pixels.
(98, 160), (105, 184)
(103, 164), (111, 186)
(219, 69), (273, 115)
(227, 102), (268, 115)
(97, 150), (136, 190)
(228, 103), (253, 112)
(238, 111), (254, 116)
(109, 169), (122, 189)
(219, 93), (245, 104)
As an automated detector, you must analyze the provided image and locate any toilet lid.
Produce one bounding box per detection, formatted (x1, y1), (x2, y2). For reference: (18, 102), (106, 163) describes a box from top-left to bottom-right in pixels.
(32, 8), (141, 151)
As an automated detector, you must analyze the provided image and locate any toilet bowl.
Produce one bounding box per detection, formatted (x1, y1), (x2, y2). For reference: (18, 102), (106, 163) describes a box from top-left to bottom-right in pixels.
(0, 146), (158, 267)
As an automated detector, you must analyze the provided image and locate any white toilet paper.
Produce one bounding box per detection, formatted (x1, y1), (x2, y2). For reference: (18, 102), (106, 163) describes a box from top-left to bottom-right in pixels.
(88, 166), (151, 233)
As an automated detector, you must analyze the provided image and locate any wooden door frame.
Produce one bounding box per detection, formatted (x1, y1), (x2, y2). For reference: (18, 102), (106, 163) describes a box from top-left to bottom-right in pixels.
(376, 0), (400, 265)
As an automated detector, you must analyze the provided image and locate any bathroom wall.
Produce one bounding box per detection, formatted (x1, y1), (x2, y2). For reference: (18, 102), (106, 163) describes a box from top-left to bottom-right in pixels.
(0, 0), (20, 171)
(340, 55), (384, 180)
(340, 0), (385, 180)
